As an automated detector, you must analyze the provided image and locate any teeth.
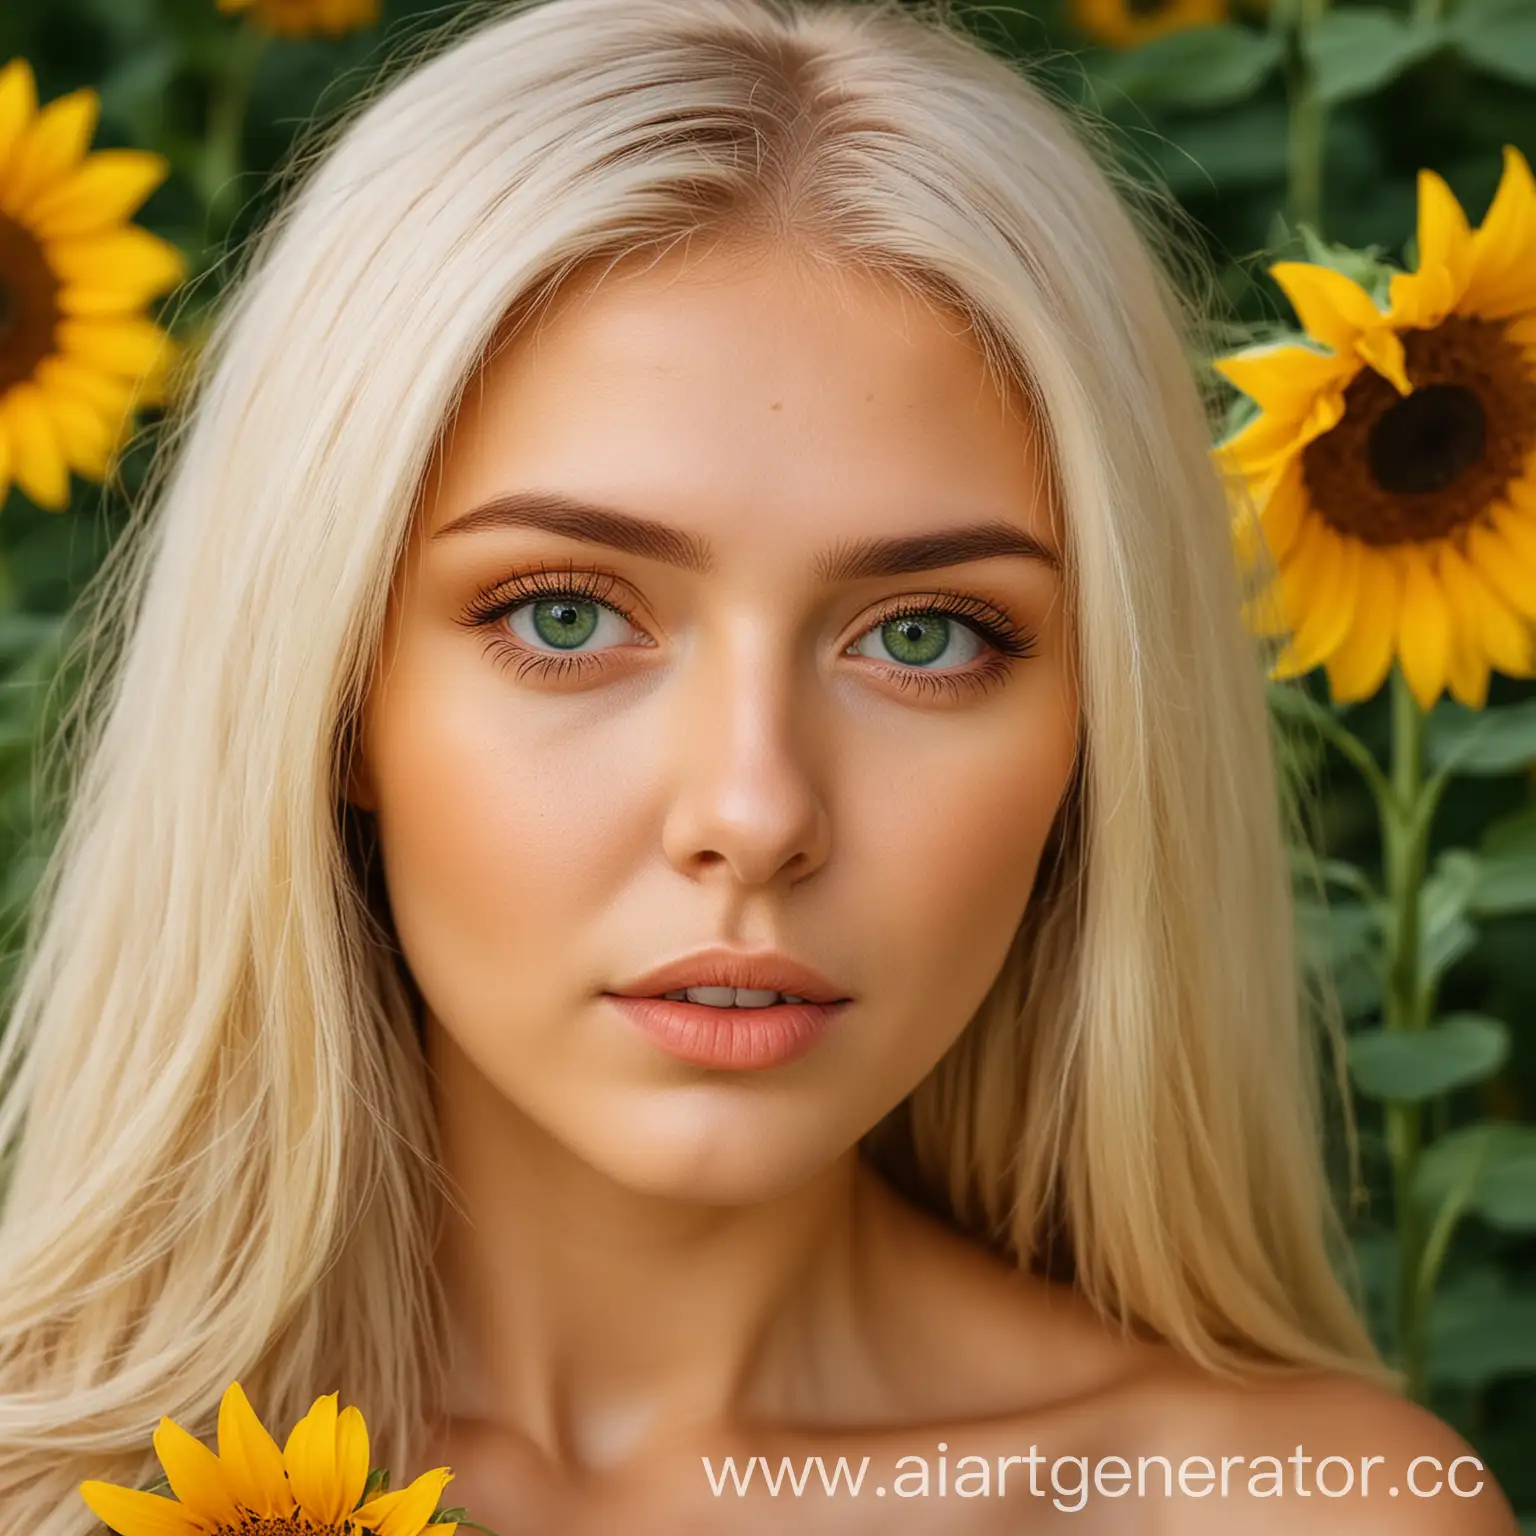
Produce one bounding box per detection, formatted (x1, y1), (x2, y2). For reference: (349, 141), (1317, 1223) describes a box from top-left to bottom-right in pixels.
(686, 986), (741, 1007)
(653, 987), (811, 1007)
(648, 995), (817, 1007)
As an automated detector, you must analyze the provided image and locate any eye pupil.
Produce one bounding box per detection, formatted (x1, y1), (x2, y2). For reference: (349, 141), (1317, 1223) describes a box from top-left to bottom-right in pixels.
(532, 598), (600, 649)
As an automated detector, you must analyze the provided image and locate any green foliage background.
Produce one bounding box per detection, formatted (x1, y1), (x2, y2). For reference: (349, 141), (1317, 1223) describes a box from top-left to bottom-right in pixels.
(0, 0), (1533, 1522)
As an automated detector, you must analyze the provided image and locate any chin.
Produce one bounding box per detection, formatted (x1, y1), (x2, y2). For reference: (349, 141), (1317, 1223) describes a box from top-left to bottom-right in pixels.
(558, 1090), (855, 1204)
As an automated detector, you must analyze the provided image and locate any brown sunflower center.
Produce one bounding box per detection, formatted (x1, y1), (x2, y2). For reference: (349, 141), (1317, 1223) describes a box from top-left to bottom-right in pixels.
(1301, 314), (1536, 547)
(1368, 383), (1486, 494)
(213, 1516), (361, 1534)
(0, 211), (61, 392)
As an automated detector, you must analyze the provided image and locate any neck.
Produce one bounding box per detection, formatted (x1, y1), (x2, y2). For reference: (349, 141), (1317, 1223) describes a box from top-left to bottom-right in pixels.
(425, 1021), (883, 1471)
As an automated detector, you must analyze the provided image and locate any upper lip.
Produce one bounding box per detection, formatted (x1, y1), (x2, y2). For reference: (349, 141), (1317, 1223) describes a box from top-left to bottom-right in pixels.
(608, 947), (852, 1004)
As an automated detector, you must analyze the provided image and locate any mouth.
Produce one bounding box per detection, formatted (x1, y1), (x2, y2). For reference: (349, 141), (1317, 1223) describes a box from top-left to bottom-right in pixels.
(607, 947), (852, 1008)
(652, 986), (812, 1006)
(603, 948), (853, 1069)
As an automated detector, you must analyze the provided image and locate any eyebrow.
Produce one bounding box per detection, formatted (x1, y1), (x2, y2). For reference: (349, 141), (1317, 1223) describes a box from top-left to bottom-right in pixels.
(431, 491), (1062, 580)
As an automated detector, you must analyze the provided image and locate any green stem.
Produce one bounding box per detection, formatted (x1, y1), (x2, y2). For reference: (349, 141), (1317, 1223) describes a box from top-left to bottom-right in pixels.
(1411, 0), (1444, 24)
(198, 21), (269, 248)
(1285, 0), (1331, 233)
(1380, 664), (1434, 1401)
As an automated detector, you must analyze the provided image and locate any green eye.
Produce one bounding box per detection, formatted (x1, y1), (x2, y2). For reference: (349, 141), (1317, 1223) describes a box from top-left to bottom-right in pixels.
(854, 612), (985, 669)
(881, 615), (948, 666)
(529, 598), (600, 649)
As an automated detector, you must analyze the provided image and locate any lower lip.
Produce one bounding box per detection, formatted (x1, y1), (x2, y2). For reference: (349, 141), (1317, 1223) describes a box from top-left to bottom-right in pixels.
(604, 995), (849, 1070)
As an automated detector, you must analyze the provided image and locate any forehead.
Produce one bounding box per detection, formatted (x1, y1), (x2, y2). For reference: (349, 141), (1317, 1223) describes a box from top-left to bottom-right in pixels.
(421, 243), (1057, 554)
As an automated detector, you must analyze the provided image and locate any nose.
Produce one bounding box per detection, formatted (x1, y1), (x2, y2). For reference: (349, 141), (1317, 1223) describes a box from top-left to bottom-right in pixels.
(658, 622), (832, 890)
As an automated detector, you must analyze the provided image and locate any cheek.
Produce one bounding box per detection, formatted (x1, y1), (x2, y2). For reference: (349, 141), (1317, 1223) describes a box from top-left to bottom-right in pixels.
(848, 689), (1077, 1050)
(362, 636), (648, 1023)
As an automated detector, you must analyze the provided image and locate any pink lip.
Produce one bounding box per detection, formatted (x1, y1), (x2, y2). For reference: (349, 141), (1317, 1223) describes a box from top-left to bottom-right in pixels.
(609, 946), (851, 1006)
(605, 995), (849, 1070)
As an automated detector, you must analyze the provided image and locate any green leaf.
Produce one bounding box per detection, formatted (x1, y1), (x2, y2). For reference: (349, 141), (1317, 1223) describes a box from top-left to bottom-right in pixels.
(1294, 896), (1383, 973)
(1427, 698), (1536, 776)
(1305, 10), (1447, 105)
(1451, 0), (1536, 86)
(1417, 1122), (1536, 1232)
(360, 1468), (390, 1503)
(1296, 225), (1398, 304)
(1429, 1267), (1536, 1387)
(1093, 26), (1285, 110)
(1347, 1015), (1509, 1101)
(1480, 803), (1536, 858)
(1470, 852), (1536, 918)
(1267, 681), (1339, 731)
(1151, 104), (1291, 197)
(1303, 10), (1448, 104)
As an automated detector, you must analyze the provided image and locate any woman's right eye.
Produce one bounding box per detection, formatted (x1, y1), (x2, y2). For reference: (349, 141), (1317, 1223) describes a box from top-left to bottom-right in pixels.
(504, 596), (640, 653)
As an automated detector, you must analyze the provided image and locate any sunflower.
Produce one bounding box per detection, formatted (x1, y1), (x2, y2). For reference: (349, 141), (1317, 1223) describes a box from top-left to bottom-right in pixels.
(0, 59), (182, 512)
(1213, 145), (1536, 712)
(80, 1383), (459, 1536)
(1072, 0), (1230, 49)
(216, 0), (380, 38)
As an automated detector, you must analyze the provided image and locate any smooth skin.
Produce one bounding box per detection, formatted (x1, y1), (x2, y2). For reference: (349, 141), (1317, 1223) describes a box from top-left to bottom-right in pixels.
(351, 241), (1516, 1534)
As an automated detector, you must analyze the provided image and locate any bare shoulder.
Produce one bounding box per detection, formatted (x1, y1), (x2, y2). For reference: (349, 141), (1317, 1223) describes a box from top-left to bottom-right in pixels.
(856, 1172), (1517, 1532)
(1095, 1359), (1520, 1534)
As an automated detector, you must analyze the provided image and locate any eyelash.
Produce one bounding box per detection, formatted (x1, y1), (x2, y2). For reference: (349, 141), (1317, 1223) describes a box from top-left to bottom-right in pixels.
(457, 563), (1039, 700)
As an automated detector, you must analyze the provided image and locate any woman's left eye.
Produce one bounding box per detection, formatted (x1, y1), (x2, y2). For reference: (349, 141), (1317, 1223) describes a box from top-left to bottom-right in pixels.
(505, 596), (638, 653)
(849, 613), (987, 670)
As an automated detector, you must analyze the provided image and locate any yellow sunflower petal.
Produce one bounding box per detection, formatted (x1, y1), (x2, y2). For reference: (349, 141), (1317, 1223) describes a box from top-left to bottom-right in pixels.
(1352, 326), (1412, 396)
(1397, 544), (1451, 709)
(0, 87), (99, 219)
(1269, 262), (1386, 354)
(1465, 145), (1536, 320)
(217, 1383), (296, 1518)
(25, 148), (170, 239)
(335, 1405), (371, 1517)
(355, 1466), (455, 1536)
(1215, 411), (1309, 479)
(1417, 169), (1476, 291)
(1258, 454), (1310, 567)
(1386, 169), (1474, 329)
(1445, 623), (1492, 709)
(1234, 454), (1312, 574)
(33, 352), (136, 420)
(1467, 518), (1536, 621)
(1213, 344), (1357, 420)
(3, 381), (70, 509)
(1276, 504), (1330, 596)
(1441, 538), (1535, 677)
(37, 381), (120, 478)
(1268, 512), (1331, 677)
(0, 58), (37, 166)
(1493, 501), (1536, 565)
(1287, 523), (1363, 673)
(48, 227), (186, 301)
(78, 1481), (210, 1536)
(56, 315), (176, 382)
(1324, 548), (1401, 704)
(152, 1419), (241, 1527)
(285, 1393), (346, 1523)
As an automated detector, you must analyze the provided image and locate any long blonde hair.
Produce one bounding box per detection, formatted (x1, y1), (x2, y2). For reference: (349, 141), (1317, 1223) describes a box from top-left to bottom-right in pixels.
(0, 0), (1380, 1523)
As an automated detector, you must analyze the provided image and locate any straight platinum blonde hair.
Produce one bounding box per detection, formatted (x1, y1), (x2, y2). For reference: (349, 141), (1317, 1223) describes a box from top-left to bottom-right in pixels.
(0, 0), (1381, 1523)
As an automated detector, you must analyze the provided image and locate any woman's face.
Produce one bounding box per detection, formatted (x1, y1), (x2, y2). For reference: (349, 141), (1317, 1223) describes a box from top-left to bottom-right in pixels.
(354, 243), (1079, 1201)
